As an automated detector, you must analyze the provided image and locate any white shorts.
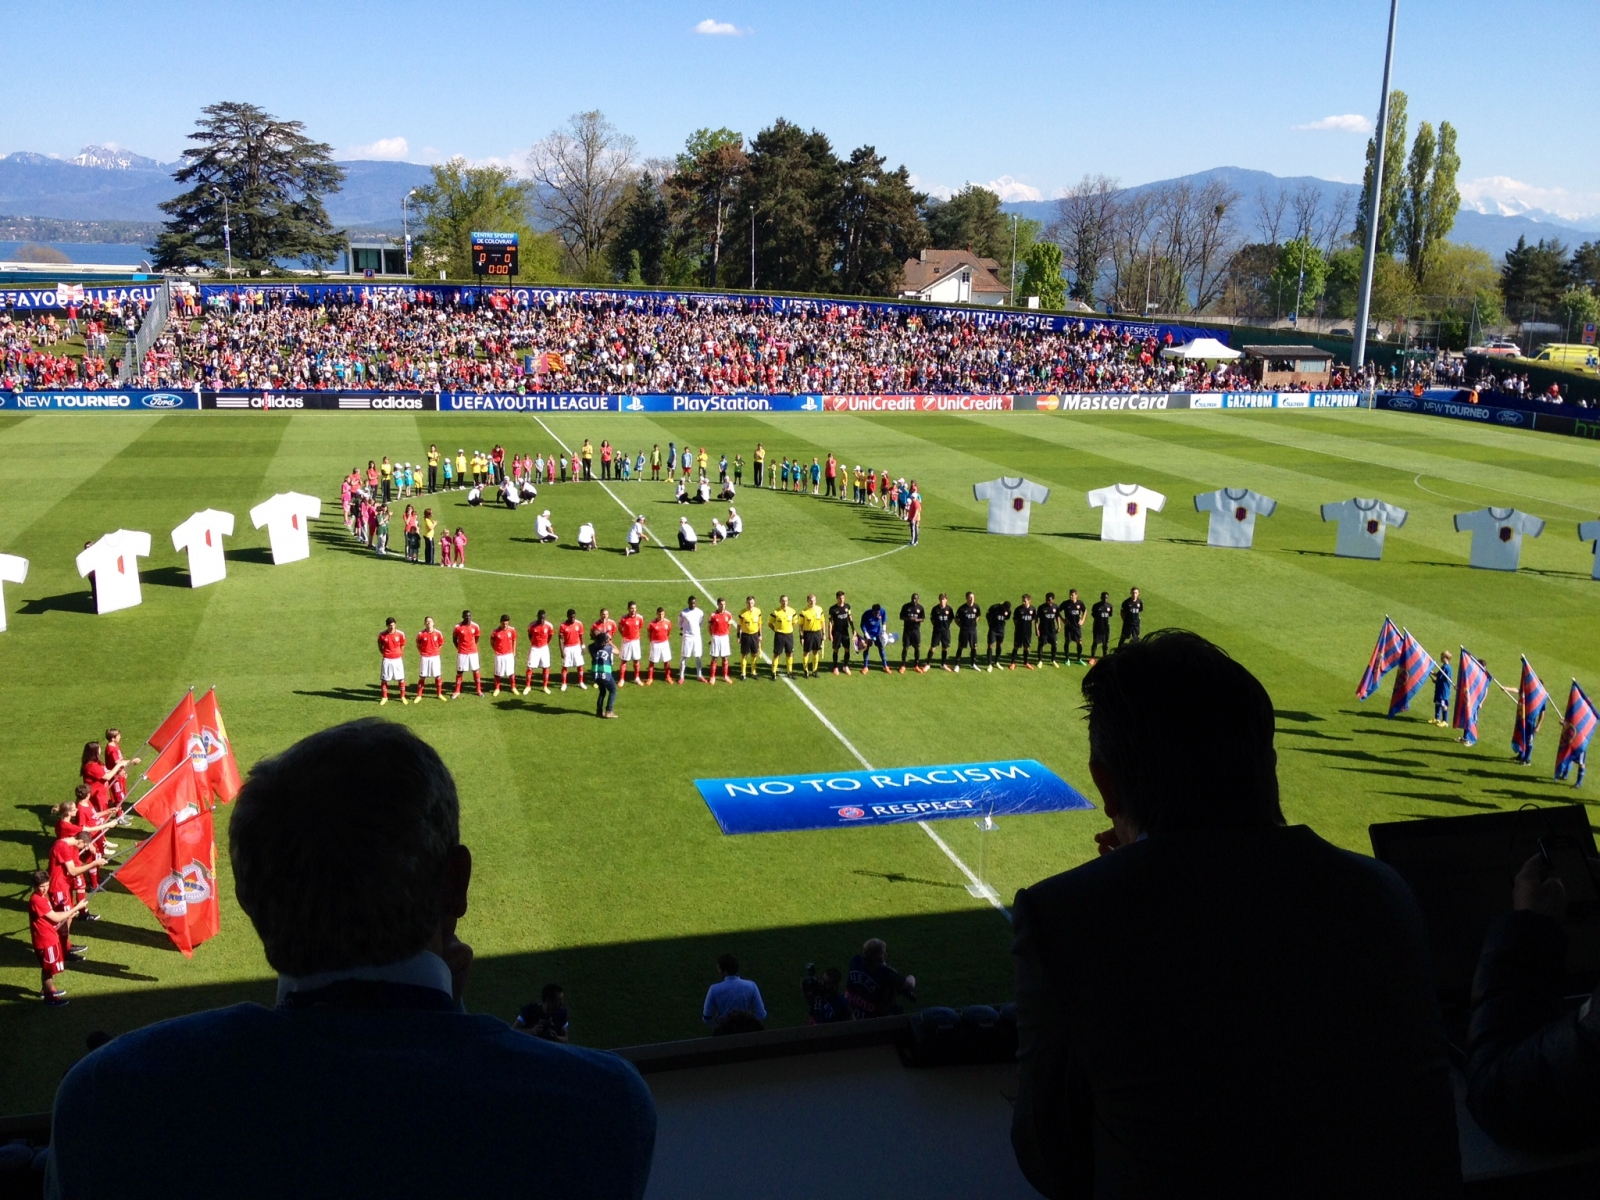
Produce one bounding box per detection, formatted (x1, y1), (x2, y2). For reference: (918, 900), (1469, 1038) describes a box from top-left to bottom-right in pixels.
(680, 636), (703, 660)
(495, 653), (516, 677)
(420, 655), (442, 678)
(381, 658), (406, 682)
(526, 645), (550, 670)
(457, 652), (480, 673)
(710, 634), (732, 659)
(562, 645), (585, 669)
(622, 639), (642, 662)
(649, 641), (673, 664)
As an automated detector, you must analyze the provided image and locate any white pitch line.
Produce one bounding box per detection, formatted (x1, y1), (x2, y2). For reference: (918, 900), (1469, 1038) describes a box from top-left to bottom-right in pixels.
(1412, 472), (1597, 514)
(531, 416), (1008, 917)
(460, 543), (910, 586)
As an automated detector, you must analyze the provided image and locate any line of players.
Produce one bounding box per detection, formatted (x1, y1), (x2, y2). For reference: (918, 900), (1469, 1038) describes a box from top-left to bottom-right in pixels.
(375, 586), (1148, 704)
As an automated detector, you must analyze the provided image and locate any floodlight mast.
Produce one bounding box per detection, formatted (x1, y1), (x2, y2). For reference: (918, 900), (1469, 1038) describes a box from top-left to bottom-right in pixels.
(1353, 0), (1399, 375)
(210, 186), (233, 279)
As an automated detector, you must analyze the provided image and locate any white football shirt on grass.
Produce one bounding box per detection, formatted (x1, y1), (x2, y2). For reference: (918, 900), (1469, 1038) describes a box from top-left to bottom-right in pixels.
(76, 530), (152, 614)
(0, 552), (27, 632)
(1194, 488), (1276, 549)
(171, 509), (236, 587)
(1577, 519), (1600, 580)
(1453, 507), (1545, 571)
(1320, 498), (1407, 560)
(973, 477), (1050, 536)
(1087, 484), (1166, 542)
(249, 493), (321, 565)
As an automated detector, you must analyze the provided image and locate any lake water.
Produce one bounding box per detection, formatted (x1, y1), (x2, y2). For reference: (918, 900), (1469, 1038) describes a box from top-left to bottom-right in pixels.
(0, 242), (151, 265)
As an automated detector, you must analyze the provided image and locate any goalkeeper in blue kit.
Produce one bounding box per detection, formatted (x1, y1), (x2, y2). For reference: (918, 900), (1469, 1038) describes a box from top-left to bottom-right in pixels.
(858, 603), (890, 674)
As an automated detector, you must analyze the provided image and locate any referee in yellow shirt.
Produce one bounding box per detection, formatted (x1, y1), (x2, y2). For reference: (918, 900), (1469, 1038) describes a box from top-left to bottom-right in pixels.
(768, 595), (797, 678)
(799, 593), (826, 678)
(737, 596), (763, 679)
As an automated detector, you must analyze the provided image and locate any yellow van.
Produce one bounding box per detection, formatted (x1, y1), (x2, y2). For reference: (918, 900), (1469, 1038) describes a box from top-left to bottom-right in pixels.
(1530, 343), (1600, 373)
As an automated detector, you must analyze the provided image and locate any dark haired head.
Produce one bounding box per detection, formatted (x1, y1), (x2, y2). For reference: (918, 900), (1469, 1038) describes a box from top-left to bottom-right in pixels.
(717, 953), (740, 976)
(1080, 630), (1281, 836)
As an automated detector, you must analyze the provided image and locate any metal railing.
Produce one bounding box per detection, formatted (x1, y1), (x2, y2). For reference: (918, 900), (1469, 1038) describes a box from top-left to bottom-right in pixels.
(120, 278), (172, 383)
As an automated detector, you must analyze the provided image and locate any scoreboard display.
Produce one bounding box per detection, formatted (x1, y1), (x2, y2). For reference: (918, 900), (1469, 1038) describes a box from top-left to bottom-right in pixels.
(470, 231), (519, 278)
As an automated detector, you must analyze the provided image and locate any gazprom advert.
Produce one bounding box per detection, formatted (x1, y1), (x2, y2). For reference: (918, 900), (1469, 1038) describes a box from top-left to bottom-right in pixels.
(695, 759), (1094, 835)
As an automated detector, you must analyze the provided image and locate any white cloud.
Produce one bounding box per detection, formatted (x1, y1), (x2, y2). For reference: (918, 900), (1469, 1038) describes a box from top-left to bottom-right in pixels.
(346, 136), (412, 161)
(1458, 175), (1600, 224)
(912, 174), (1043, 203)
(694, 18), (747, 35)
(1295, 114), (1373, 133)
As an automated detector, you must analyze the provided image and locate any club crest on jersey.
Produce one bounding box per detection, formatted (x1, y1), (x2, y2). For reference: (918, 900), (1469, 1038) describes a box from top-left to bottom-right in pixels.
(1126, 502), (1139, 516)
(1499, 526), (1513, 542)
(157, 871), (189, 917)
(1234, 506), (1248, 521)
(1366, 519), (1380, 534)
(178, 859), (213, 904)
(1012, 497), (1024, 512)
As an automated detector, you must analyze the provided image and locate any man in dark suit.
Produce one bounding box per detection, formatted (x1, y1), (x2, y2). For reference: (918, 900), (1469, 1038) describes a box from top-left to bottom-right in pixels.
(1010, 630), (1460, 1198)
(48, 720), (656, 1200)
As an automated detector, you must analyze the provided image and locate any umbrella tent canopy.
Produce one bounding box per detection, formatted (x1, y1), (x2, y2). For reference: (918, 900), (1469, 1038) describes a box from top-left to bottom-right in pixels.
(1160, 336), (1241, 361)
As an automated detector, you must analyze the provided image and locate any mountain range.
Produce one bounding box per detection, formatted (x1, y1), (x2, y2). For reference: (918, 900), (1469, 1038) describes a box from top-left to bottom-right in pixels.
(2, 149), (1595, 260)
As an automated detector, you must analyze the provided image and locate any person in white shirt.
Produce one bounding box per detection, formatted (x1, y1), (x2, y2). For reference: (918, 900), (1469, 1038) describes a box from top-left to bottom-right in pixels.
(499, 479), (520, 510)
(973, 477), (1050, 536)
(76, 530), (153, 614)
(677, 518), (697, 551)
(697, 476), (712, 504)
(1320, 498), (1408, 560)
(577, 523), (597, 552)
(1193, 489), (1276, 550)
(1452, 507), (1545, 571)
(170, 509), (236, 587)
(675, 478), (689, 504)
(726, 508), (742, 538)
(626, 516), (649, 557)
(466, 485), (483, 507)
(1087, 484), (1167, 542)
(534, 511), (557, 543)
(678, 596), (706, 683)
(709, 518), (729, 544)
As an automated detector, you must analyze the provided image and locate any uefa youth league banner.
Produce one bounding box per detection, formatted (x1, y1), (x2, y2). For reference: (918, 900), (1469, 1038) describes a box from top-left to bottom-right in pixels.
(1, 284), (164, 310)
(694, 758), (1094, 835)
(0, 389), (199, 411)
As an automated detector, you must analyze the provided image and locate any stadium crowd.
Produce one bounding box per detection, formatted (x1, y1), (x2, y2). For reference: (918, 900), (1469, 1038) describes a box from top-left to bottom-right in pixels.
(112, 288), (1360, 394)
(0, 307), (123, 390)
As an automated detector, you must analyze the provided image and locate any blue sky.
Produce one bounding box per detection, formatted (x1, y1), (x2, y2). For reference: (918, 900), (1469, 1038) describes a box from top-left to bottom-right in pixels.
(4, 0), (1596, 219)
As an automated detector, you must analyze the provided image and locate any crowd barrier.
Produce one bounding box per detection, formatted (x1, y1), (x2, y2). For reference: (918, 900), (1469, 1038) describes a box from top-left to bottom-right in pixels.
(0, 389), (1370, 413)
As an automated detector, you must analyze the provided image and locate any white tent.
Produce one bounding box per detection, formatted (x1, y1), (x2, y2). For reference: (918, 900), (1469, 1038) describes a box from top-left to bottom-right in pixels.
(1161, 336), (1241, 361)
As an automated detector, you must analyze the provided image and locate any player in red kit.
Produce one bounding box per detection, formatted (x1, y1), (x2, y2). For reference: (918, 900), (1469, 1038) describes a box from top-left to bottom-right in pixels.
(707, 598), (735, 684)
(414, 616), (445, 700)
(618, 601), (645, 685)
(30, 870), (84, 1005)
(524, 609), (555, 694)
(103, 728), (140, 810)
(452, 609), (484, 698)
(558, 609), (587, 691)
(47, 831), (101, 960)
(490, 614), (518, 695)
(645, 607), (673, 685)
(591, 607), (618, 651)
(378, 617), (408, 705)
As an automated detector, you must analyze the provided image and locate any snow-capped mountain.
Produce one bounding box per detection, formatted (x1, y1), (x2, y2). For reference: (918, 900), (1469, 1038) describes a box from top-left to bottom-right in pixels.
(70, 144), (165, 171)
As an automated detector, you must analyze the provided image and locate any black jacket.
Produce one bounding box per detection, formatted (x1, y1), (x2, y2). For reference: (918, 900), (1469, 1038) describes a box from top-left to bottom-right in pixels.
(1011, 825), (1460, 1199)
(1467, 909), (1600, 1151)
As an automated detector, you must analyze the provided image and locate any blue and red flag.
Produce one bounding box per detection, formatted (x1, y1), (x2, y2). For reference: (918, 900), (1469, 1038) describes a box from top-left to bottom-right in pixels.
(1555, 682), (1598, 785)
(1358, 616), (1405, 701)
(1389, 631), (1436, 717)
(1452, 647), (1494, 747)
(1511, 657), (1551, 761)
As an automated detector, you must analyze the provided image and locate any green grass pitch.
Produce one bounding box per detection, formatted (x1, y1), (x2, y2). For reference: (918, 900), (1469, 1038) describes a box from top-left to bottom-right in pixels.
(1, 406), (1597, 1112)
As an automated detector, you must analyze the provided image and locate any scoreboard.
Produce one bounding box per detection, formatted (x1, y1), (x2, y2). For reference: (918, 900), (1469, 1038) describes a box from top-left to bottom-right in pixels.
(470, 231), (519, 278)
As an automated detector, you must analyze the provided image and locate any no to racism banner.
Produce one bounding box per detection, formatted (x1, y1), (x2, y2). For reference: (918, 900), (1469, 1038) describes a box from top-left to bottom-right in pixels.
(695, 758), (1094, 835)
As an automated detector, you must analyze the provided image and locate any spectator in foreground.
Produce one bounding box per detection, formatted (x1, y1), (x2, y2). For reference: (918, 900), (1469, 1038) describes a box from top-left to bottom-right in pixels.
(845, 939), (917, 1018)
(1465, 853), (1600, 1150)
(47, 719), (655, 1200)
(516, 983), (571, 1043)
(802, 965), (854, 1025)
(702, 953), (765, 1033)
(1009, 630), (1459, 1199)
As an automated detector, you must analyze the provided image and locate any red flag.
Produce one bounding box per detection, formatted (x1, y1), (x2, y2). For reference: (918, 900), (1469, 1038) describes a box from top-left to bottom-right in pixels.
(115, 805), (220, 958)
(133, 758), (203, 827)
(195, 688), (243, 803)
(147, 690), (197, 750)
(141, 713), (197, 781)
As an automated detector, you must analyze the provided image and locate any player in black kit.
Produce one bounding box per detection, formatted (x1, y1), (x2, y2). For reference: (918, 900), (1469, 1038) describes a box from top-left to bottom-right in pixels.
(828, 591), (855, 674)
(1119, 586), (1143, 649)
(985, 599), (1012, 671)
(1062, 588), (1087, 664)
(955, 591), (981, 671)
(1036, 592), (1061, 667)
(929, 593), (955, 670)
(1010, 594), (1037, 670)
(898, 593), (927, 673)
(1090, 591), (1114, 661)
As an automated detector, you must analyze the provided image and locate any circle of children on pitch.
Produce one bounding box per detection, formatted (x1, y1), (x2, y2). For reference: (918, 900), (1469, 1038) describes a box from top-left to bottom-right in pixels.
(339, 440), (921, 561)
